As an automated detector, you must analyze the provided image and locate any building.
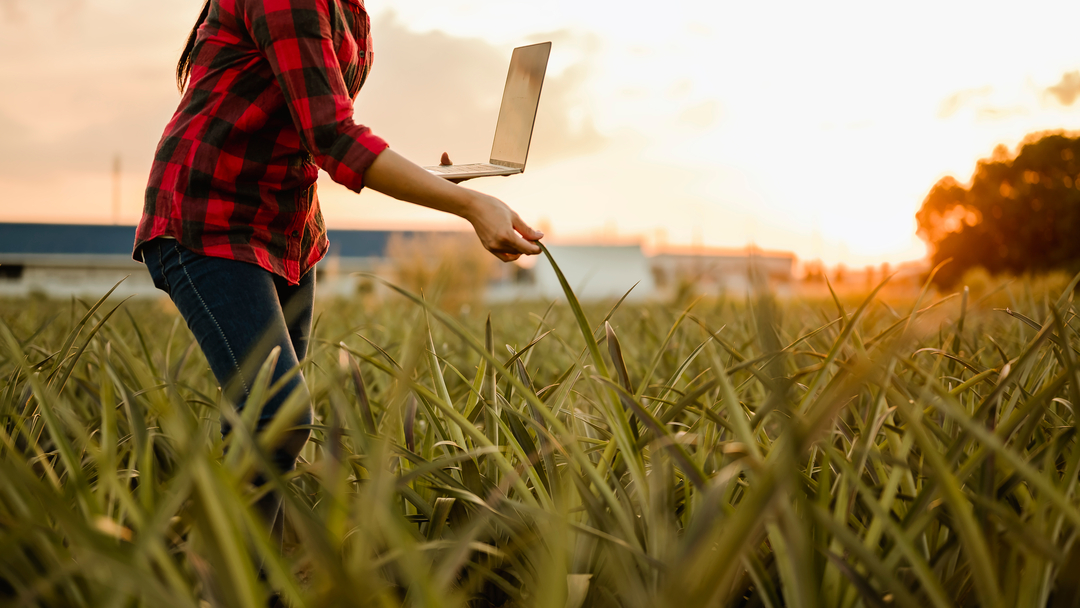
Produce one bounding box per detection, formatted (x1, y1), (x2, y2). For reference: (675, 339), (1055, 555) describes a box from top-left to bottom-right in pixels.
(0, 223), (150, 298)
(650, 246), (795, 297)
(0, 223), (797, 302)
(489, 243), (657, 302)
(0, 223), (418, 299)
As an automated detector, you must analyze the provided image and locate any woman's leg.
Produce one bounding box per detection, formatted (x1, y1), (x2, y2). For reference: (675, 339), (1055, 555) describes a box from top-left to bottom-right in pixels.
(268, 269), (317, 473)
(143, 238), (313, 505)
(274, 269), (315, 363)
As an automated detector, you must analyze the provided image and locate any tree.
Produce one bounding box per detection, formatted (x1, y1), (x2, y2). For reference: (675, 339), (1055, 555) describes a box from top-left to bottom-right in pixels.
(916, 132), (1080, 287)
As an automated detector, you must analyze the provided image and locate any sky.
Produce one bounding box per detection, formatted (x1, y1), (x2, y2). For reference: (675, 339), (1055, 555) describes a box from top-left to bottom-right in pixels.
(1, 0), (1078, 267)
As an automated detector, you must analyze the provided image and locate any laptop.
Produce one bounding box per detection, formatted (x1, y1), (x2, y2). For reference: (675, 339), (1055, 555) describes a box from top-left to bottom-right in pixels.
(424, 41), (551, 180)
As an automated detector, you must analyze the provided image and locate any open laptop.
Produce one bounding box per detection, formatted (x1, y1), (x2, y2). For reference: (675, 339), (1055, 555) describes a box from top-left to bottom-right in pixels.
(424, 41), (551, 180)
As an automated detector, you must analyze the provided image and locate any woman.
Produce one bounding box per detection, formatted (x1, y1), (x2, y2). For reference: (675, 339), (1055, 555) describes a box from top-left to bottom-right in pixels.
(133, 0), (542, 527)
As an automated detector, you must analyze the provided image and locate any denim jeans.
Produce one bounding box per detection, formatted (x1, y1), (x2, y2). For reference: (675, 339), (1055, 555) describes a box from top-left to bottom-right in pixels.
(141, 238), (314, 479)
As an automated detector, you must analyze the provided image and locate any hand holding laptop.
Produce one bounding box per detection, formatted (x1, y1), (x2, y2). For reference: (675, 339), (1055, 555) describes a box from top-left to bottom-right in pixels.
(414, 42), (551, 261)
(424, 42), (551, 181)
(438, 152), (474, 184)
(363, 147), (542, 261)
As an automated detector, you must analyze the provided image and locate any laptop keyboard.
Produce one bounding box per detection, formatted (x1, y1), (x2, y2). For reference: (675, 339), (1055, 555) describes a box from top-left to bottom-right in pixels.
(427, 163), (501, 174)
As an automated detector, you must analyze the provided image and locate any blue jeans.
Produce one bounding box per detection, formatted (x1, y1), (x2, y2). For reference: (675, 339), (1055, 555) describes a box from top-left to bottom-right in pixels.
(141, 238), (314, 479)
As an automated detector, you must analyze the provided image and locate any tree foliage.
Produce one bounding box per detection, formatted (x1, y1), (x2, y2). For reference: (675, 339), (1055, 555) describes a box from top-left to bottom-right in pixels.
(916, 131), (1080, 286)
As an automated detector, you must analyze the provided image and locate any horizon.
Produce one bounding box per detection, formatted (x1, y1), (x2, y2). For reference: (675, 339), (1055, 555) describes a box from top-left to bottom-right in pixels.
(0, 220), (936, 277)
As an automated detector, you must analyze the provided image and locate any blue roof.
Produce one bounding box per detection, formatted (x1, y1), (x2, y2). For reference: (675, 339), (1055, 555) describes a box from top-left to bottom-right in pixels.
(0, 223), (137, 256)
(0, 223), (447, 258)
(324, 230), (442, 258)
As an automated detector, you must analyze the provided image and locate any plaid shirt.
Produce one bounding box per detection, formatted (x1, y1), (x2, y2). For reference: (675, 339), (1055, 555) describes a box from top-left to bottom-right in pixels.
(134, 0), (388, 284)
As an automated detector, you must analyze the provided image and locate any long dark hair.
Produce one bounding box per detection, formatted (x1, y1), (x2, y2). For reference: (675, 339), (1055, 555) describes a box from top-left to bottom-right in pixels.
(176, 0), (211, 92)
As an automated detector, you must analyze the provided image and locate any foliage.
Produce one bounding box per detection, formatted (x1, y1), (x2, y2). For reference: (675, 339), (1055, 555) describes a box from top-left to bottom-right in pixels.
(3, 258), (1080, 606)
(916, 131), (1080, 287)
(384, 232), (495, 314)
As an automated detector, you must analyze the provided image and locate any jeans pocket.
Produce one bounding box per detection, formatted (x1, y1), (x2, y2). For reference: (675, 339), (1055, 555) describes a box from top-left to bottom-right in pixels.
(143, 239), (172, 295)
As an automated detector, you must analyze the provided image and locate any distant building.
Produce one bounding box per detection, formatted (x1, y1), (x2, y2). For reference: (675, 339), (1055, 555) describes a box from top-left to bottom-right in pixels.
(650, 247), (795, 297)
(0, 223), (798, 302)
(0, 223), (149, 298)
(0, 223), (420, 299)
(489, 243), (657, 302)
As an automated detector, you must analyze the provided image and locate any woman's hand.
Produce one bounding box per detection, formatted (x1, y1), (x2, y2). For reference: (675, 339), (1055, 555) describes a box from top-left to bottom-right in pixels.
(461, 191), (544, 262)
(362, 148), (543, 262)
(439, 152), (542, 260)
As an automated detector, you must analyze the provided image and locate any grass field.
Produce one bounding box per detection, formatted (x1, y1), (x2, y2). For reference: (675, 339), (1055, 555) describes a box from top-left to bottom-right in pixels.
(2, 251), (1080, 607)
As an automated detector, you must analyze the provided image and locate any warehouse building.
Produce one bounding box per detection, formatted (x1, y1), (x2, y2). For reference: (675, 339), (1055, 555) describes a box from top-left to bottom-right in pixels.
(0, 223), (795, 301)
(0, 223), (405, 299)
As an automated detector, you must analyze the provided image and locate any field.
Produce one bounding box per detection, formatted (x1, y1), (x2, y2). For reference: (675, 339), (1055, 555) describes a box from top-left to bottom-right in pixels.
(2, 250), (1080, 608)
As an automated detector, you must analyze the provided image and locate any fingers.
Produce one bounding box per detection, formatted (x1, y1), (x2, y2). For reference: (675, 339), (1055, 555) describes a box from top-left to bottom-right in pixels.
(507, 231), (541, 255)
(441, 152), (473, 183)
(512, 213), (545, 242)
(484, 229), (539, 260)
(468, 193), (542, 261)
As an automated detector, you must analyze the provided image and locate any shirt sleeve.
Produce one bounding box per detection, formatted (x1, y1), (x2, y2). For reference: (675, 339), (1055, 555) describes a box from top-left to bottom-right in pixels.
(241, 0), (388, 192)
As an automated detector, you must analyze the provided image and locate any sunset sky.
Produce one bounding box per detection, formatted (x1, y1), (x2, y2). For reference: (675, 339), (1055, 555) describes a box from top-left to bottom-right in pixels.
(1, 0), (1078, 266)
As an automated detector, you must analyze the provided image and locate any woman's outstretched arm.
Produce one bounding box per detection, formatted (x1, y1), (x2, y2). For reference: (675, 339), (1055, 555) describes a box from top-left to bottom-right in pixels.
(239, 0), (541, 261)
(364, 148), (543, 262)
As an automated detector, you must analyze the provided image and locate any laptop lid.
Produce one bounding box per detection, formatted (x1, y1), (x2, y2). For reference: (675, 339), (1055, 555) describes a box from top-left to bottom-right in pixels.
(488, 42), (552, 171)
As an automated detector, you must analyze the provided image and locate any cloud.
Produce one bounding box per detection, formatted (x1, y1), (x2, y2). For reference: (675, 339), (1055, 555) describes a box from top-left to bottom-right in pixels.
(0, 63), (178, 179)
(938, 86), (992, 118)
(1, 0), (88, 25)
(0, 0), (23, 23)
(1046, 71), (1080, 106)
(0, 0), (192, 182)
(668, 79), (692, 99)
(976, 106), (1029, 121)
(677, 100), (719, 129)
(0, 4), (605, 187)
(0, 110), (27, 141)
(530, 60), (607, 159)
(357, 11), (606, 166)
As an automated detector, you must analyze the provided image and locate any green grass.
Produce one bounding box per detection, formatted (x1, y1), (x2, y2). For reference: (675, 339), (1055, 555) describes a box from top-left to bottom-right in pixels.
(3, 255), (1080, 607)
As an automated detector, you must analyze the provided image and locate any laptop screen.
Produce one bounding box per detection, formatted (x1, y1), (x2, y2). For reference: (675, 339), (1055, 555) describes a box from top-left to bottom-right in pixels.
(489, 42), (551, 170)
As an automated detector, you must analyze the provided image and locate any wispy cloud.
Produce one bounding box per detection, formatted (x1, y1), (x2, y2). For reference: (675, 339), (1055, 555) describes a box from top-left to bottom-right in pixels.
(677, 100), (719, 130)
(975, 106), (1029, 121)
(1, 0), (24, 23)
(938, 86), (992, 118)
(1046, 71), (1080, 106)
(1, 0), (88, 25)
(358, 11), (605, 165)
(0, 4), (604, 184)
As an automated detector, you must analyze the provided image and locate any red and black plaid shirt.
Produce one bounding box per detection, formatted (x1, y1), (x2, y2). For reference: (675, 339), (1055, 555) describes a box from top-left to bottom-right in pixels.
(134, 0), (389, 284)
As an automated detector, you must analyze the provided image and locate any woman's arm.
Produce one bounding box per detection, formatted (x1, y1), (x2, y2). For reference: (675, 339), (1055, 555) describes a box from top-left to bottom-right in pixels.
(364, 149), (543, 262)
(240, 0), (541, 261)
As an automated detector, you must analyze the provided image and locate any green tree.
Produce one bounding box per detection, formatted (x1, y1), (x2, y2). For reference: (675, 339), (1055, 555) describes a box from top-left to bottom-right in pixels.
(916, 131), (1080, 286)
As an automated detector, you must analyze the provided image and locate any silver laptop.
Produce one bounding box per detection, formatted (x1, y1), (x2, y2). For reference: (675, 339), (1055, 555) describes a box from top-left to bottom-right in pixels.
(425, 42), (551, 180)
